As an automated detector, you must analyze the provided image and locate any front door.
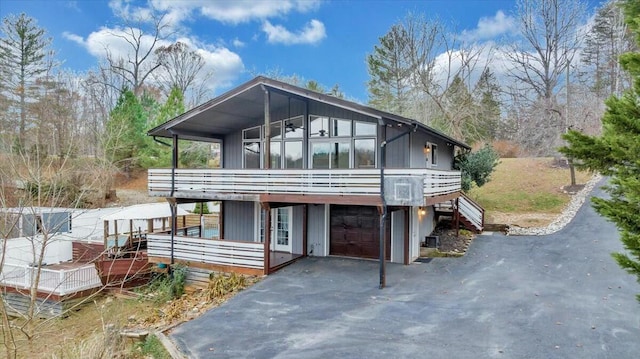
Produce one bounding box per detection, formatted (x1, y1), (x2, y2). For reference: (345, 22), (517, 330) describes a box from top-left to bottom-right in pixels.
(271, 207), (292, 253)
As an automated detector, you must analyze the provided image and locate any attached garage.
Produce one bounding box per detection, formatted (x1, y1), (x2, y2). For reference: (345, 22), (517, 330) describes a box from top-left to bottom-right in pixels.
(329, 205), (390, 260)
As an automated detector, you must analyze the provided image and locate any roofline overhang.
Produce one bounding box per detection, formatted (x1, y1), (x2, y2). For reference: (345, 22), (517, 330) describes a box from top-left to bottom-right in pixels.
(147, 76), (470, 150)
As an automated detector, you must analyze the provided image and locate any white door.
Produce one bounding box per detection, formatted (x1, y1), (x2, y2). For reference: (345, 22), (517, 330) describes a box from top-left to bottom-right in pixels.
(271, 207), (292, 253)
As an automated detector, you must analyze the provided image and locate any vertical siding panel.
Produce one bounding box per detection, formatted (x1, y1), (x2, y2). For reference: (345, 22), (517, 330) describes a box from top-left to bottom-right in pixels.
(385, 126), (409, 168)
(292, 205), (303, 255)
(391, 210), (405, 263)
(223, 131), (243, 169)
(307, 204), (326, 256)
(223, 201), (255, 241)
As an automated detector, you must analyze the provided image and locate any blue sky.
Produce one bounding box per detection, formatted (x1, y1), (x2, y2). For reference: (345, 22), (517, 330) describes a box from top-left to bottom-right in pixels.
(0, 0), (601, 103)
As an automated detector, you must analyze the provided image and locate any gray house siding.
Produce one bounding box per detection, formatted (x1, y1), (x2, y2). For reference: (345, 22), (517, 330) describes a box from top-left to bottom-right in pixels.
(418, 206), (436, 244)
(291, 205), (304, 255)
(307, 204), (326, 256)
(222, 131), (242, 169)
(385, 125), (409, 168)
(391, 210), (405, 263)
(409, 131), (456, 170)
(223, 201), (255, 241)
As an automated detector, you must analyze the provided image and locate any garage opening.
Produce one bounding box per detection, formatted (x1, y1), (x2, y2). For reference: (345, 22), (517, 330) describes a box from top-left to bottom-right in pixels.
(329, 205), (390, 260)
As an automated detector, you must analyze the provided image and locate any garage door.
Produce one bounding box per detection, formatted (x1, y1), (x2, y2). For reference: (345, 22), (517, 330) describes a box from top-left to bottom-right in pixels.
(330, 205), (390, 260)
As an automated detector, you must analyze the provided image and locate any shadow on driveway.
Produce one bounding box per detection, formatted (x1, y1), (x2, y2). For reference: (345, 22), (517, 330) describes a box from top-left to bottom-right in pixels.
(170, 186), (640, 358)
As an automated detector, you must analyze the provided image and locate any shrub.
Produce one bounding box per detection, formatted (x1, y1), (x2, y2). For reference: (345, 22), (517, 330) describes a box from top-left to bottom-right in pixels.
(454, 144), (500, 192)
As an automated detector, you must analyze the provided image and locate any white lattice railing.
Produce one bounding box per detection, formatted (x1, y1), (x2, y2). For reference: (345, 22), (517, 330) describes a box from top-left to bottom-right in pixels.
(147, 234), (264, 269)
(0, 263), (102, 296)
(148, 168), (461, 200)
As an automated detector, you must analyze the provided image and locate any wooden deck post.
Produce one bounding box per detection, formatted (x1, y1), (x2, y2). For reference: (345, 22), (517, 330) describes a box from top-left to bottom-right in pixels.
(103, 220), (109, 254)
(219, 201), (224, 240)
(147, 219), (153, 234)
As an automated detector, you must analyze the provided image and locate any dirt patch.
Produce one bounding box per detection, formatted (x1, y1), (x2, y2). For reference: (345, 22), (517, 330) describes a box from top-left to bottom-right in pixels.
(487, 211), (558, 228)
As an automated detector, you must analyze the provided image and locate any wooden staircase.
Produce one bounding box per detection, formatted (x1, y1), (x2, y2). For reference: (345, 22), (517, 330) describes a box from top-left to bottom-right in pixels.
(435, 193), (484, 233)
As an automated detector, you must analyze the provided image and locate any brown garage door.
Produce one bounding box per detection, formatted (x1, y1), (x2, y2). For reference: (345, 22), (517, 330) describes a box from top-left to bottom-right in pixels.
(330, 205), (390, 260)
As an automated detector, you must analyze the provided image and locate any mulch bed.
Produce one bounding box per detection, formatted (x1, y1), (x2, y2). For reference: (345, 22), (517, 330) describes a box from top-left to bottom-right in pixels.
(419, 222), (475, 257)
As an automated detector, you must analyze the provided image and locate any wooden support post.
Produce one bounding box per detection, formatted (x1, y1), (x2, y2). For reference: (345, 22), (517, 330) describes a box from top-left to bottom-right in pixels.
(455, 198), (460, 237)
(103, 220), (109, 253)
(147, 219), (153, 234)
(219, 201), (224, 240)
(129, 219), (133, 243)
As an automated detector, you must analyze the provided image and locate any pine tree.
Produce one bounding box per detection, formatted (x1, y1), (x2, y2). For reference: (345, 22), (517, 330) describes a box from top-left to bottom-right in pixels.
(560, 0), (640, 301)
(104, 89), (147, 175)
(366, 24), (413, 115)
(0, 13), (53, 150)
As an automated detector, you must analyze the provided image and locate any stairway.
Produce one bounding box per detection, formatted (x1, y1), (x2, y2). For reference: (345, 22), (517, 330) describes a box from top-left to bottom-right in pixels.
(435, 193), (484, 233)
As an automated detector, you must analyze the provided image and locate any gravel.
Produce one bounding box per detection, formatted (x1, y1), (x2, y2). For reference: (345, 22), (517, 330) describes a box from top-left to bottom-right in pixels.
(507, 174), (603, 236)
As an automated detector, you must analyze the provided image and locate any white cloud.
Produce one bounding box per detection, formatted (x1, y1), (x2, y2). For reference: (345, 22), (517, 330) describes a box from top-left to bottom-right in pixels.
(461, 11), (516, 42)
(150, 0), (321, 25)
(232, 38), (246, 48)
(262, 19), (326, 45)
(62, 31), (84, 45)
(64, 27), (244, 93)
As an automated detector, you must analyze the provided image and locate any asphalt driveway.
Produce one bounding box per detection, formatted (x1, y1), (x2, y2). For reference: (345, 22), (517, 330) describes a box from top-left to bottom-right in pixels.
(169, 185), (640, 358)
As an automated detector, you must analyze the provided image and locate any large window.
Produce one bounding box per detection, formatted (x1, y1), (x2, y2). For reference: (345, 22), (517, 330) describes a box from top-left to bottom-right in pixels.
(309, 117), (377, 169)
(243, 116), (304, 169)
(243, 126), (261, 169)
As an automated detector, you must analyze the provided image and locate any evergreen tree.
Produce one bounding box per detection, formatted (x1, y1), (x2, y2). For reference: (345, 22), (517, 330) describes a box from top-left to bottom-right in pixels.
(104, 89), (147, 175)
(581, 0), (636, 98)
(474, 68), (502, 141)
(0, 13), (53, 150)
(366, 24), (413, 115)
(454, 145), (500, 192)
(560, 0), (640, 301)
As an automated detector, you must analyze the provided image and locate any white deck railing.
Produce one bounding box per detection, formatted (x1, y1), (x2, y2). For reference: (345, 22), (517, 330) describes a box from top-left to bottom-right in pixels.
(0, 263), (102, 296)
(148, 168), (461, 200)
(147, 234), (264, 270)
(459, 194), (484, 231)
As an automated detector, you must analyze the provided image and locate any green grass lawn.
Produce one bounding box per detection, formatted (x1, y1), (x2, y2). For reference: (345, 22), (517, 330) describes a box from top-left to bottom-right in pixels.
(467, 158), (593, 226)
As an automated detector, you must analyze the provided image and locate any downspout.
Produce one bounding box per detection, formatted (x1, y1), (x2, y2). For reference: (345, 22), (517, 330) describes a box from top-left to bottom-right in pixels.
(379, 123), (418, 289)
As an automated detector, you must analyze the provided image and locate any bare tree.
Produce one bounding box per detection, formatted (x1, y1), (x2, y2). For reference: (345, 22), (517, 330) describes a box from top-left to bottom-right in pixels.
(103, 13), (168, 97)
(154, 41), (212, 105)
(506, 0), (586, 152)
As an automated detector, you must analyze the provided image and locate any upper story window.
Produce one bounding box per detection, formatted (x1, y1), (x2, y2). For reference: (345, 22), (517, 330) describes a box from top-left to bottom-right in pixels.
(332, 118), (351, 137)
(309, 116), (329, 137)
(308, 116), (378, 169)
(430, 143), (438, 166)
(424, 142), (438, 167)
(243, 126), (262, 169)
(243, 117), (305, 169)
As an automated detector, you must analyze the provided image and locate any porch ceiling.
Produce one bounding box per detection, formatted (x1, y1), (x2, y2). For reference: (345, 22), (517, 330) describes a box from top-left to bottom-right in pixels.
(149, 85), (292, 142)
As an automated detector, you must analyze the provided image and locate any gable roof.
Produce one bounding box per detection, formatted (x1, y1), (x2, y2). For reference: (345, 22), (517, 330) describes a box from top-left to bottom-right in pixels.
(148, 76), (470, 150)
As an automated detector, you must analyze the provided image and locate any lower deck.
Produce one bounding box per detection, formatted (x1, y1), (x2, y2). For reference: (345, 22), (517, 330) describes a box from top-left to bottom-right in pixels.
(146, 200), (442, 276)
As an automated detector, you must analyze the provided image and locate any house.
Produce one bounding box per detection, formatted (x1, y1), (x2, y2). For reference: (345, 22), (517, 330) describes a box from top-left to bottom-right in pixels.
(146, 76), (483, 279)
